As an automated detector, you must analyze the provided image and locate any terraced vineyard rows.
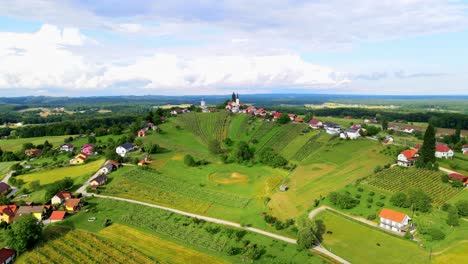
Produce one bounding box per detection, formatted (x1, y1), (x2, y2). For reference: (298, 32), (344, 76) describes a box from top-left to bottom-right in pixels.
(250, 122), (276, 141)
(178, 112), (230, 144)
(19, 229), (154, 264)
(118, 169), (251, 208)
(256, 124), (305, 153)
(367, 168), (462, 204)
(291, 133), (323, 161)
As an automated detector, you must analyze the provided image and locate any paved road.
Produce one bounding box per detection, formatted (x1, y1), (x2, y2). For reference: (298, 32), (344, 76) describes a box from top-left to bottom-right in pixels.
(83, 193), (350, 263)
(1, 171), (19, 198)
(76, 169), (102, 194)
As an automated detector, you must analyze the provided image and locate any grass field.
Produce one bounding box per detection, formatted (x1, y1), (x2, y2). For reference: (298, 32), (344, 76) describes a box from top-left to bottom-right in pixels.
(438, 153), (468, 175)
(17, 159), (105, 185)
(0, 135), (72, 152)
(0, 161), (16, 176)
(177, 112), (230, 144)
(315, 210), (428, 264)
(367, 167), (462, 205)
(432, 242), (468, 264)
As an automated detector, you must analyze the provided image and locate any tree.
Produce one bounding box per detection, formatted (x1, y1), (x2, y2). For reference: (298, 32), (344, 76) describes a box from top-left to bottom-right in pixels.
(184, 154), (196, 167)
(382, 119), (388, 131)
(304, 112), (314, 123)
(0, 196), (11, 205)
(366, 125), (381, 136)
(235, 141), (254, 163)
(276, 113), (291, 124)
(232, 92), (236, 102)
(419, 124), (436, 165)
(88, 136), (97, 144)
(407, 188), (432, 212)
(6, 214), (42, 252)
(447, 206), (459, 226)
(297, 218), (317, 250)
(441, 174), (449, 183)
(455, 200), (468, 217)
(454, 124), (461, 144)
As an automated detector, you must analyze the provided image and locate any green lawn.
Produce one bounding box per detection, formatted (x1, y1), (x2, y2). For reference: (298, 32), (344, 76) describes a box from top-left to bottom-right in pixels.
(0, 135), (73, 152)
(438, 153), (468, 175)
(315, 210), (428, 264)
(0, 161), (16, 176)
(0, 229), (7, 248)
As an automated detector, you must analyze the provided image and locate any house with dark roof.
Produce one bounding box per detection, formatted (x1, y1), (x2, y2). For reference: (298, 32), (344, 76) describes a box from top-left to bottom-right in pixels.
(0, 183), (11, 196)
(99, 162), (115, 175)
(323, 122), (341, 134)
(90, 174), (108, 187)
(116, 143), (136, 157)
(14, 205), (47, 221)
(379, 208), (411, 233)
(60, 143), (74, 152)
(0, 248), (16, 264)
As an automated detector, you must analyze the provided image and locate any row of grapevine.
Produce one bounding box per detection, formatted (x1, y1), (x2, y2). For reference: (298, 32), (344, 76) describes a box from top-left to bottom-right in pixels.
(256, 124), (304, 154)
(178, 113), (230, 144)
(367, 168), (462, 204)
(250, 122), (276, 141)
(291, 133), (323, 161)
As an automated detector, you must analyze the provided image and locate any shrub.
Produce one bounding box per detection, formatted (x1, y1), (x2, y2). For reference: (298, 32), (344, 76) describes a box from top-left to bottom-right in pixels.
(369, 191), (375, 196)
(440, 174), (449, 183)
(366, 214), (376, 220)
(451, 180), (464, 188)
(404, 231), (413, 240)
(367, 204), (372, 208)
(428, 228), (445, 241)
(390, 192), (408, 207)
(441, 203), (452, 212)
(357, 187), (364, 192)
(367, 198), (373, 203)
(379, 195), (386, 200)
(455, 200), (468, 217)
(376, 201), (384, 207)
(355, 194), (362, 199)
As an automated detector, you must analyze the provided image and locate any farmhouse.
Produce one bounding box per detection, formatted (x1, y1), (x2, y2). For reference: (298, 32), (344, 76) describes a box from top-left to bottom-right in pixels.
(81, 144), (95, 156)
(435, 143), (454, 159)
(49, 211), (67, 222)
(254, 108), (266, 116)
(51, 191), (72, 205)
(137, 129), (147, 137)
(14, 205), (47, 221)
(379, 208), (411, 233)
(24, 148), (41, 156)
(65, 199), (82, 212)
(462, 144), (468, 155)
(309, 119), (323, 129)
(448, 173), (468, 186)
(382, 136), (394, 145)
(108, 160), (121, 168)
(340, 128), (360, 139)
(294, 118), (304, 123)
(288, 114), (297, 121)
(60, 143), (74, 152)
(0, 182), (11, 196)
(0, 205), (17, 224)
(397, 149), (419, 167)
(99, 162), (115, 175)
(90, 174), (108, 187)
(70, 153), (88, 165)
(323, 122), (341, 134)
(350, 124), (362, 130)
(0, 248), (16, 264)
(116, 143), (136, 157)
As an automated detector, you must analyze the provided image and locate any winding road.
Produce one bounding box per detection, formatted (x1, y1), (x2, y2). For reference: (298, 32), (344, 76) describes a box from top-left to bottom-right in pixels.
(1, 171), (18, 198)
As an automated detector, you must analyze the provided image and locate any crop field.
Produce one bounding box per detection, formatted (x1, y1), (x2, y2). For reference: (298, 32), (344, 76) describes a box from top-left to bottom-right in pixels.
(255, 123), (305, 153)
(0, 135), (72, 152)
(314, 210), (427, 264)
(227, 114), (250, 140)
(177, 112), (230, 144)
(291, 133), (324, 161)
(17, 159), (104, 185)
(108, 168), (250, 208)
(367, 167), (462, 204)
(16, 227), (154, 264)
(250, 122), (276, 142)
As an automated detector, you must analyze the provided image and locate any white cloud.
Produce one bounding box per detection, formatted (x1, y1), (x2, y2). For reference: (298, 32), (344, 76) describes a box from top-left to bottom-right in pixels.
(114, 23), (143, 33)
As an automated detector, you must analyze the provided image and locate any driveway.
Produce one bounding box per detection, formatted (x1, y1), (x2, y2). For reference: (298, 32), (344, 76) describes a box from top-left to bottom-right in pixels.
(1, 171), (19, 198)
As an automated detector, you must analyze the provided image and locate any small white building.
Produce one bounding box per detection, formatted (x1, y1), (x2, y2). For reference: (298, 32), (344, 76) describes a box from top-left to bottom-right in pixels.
(397, 149), (419, 167)
(379, 208), (411, 233)
(116, 143), (136, 157)
(323, 122), (341, 134)
(462, 144), (468, 155)
(435, 143), (454, 159)
(340, 129), (360, 139)
(60, 143), (74, 152)
(51, 191), (72, 205)
(308, 119), (323, 129)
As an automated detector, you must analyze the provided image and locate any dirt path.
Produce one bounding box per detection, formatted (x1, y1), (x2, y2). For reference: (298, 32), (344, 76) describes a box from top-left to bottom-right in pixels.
(83, 193), (350, 263)
(431, 240), (468, 255)
(309, 206), (379, 228)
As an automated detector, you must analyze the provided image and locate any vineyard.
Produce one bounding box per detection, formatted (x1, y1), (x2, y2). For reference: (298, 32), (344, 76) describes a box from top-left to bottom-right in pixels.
(255, 123), (305, 154)
(107, 169), (251, 208)
(250, 122), (276, 142)
(178, 112), (230, 144)
(18, 228), (154, 264)
(367, 168), (462, 204)
(291, 133), (324, 161)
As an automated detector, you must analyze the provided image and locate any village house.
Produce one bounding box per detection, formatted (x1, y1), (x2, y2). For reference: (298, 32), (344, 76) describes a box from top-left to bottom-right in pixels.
(448, 173), (468, 186)
(14, 205), (48, 221)
(147, 122), (157, 131)
(323, 122), (341, 134)
(90, 174), (108, 188)
(294, 118), (304, 123)
(0, 183), (11, 196)
(350, 124), (362, 130)
(397, 149), (419, 167)
(308, 119), (323, 129)
(462, 144), (468, 155)
(49, 211), (67, 222)
(137, 129), (147, 137)
(0, 205), (17, 224)
(65, 199), (82, 212)
(273, 112), (282, 120)
(435, 143), (454, 159)
(0, 248), (16, 264)
(108, 160), (121, 168)
(254, 108), (266, 116)
(60, 143), (74, 152)
(116, 143), (136, 157)
(51, 191), (72, 205)
(24, 148), (41, 156)
(382, 136), (394, 145)
(99, 161), (118, 175)
(379, 208), (411, 233)
(81, 144), (95, 156)
(288, 114), (297, 121)
(245, 105), (256, 114)
(340, 128), (361, 139)
(70, 153), (87, 165)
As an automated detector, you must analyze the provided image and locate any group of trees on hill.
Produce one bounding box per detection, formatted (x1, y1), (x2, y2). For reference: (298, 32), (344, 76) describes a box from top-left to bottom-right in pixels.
(389, 188), (432, 212)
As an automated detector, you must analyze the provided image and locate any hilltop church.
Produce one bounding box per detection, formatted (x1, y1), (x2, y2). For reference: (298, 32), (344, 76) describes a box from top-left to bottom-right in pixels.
(225, 92), (241, 113)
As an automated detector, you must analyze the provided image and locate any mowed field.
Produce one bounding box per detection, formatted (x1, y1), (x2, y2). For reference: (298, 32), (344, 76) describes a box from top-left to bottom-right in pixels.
(17, 159), (105, 185)
(314, 210), (428, 264)
(270, 138), (393, 219)
(0, 135), (72, 152)
(0, 161), (16, 175)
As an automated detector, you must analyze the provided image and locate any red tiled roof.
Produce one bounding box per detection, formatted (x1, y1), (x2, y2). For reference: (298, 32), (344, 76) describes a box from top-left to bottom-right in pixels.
(55, 191), (72, 200)
(401, 149), (418, 159)
(0, 248), (16, 262)
(0, 205), (17, 217)
(448, 173), (468, 182)
(274, 112), (282, 118)
(379, 208), (408, 223)
(436, 143), (452, 153)
(309, 119), (321, 125)
(65, 199), (81, 208)
(288, 114), (296, 117)
(49, 211), (67, 221)
(108, 160), (120, 167)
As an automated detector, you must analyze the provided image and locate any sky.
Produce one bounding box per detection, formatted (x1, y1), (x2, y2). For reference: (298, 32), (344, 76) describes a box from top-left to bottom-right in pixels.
(0, 0), (468, 96)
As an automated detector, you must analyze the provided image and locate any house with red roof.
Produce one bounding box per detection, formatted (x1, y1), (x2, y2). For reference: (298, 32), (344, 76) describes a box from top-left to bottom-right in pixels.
(81, 144), (95, 156)
(308, 119), (323, 129)
(435, 143), (454, 159)
(462, 144), (468, 155)
(0, 205), (17, 224)
(137, 129), (147, 137)
(254, 108), (266, 116)
(288, 114), (297, 121)
(273, 112), (282, 119)
(51, 191), (72, 205)
(0, 248), (16, 264)
(379, 208), (411, 233)
(49, 211), (67, 222)
(448, 173), (468, 186)
(397, 149), (419, 167)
